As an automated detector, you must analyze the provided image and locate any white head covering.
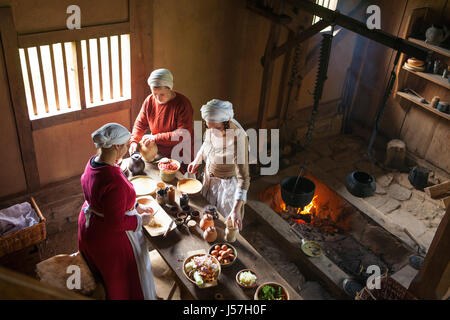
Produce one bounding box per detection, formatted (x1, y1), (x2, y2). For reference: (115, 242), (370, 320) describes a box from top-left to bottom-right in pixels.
(147, 68), (174, 89)
(200, 99), (246, 133)
(200, 99), (234, 123)
(91, 123), (131, 149)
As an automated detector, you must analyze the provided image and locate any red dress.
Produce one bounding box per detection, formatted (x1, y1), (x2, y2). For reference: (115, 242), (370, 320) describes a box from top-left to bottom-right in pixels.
(78, 157), (144, 300)
(130, 91), (194, 173)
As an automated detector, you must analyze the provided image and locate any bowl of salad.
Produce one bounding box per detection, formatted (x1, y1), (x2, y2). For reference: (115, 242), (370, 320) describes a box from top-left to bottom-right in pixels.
(236, 269), (258, 289)
(254, 282), (290, 300)
(158, 158), (180, 182)
(183, 253), (221, 288)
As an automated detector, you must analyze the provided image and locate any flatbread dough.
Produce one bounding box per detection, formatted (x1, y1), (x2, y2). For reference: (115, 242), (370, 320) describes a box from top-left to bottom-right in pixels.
(177, 179), (203, 194)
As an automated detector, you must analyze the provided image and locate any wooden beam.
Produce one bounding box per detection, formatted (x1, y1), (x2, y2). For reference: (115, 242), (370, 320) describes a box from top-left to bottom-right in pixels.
(286, 0), (429, 60)
(0, 265), (88, 299)
(23, 47), (38, 116)
(49, 44), (60, 111)
(424, 181), (450, 199)
(0, 7), (40, 191)
(256, 0), (283, 130)
(61, 43), (71, 109)
(277, 29), (296, 128)
(409, 207), (450, 299)
(17, 22), (130, 48)
(441, 196), (450, 210)
(272, 19), (330, 59)
(36, 46), (49, 114)
(31, 99), (131, 131)
(108, 36), (114, 100)
(246, 2), (293, 28)
(97, 38), (104, 101)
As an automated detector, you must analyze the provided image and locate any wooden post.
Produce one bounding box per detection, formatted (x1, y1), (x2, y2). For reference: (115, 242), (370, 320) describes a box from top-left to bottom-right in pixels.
(0, 7), (40, 191)
(256, 0), (283, 130)
(408, 207), (450, 299)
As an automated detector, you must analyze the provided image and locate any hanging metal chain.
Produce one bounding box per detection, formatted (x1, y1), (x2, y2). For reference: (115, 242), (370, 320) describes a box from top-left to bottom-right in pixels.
(304, 31), (334, 150)
(293, 29), (334, 189)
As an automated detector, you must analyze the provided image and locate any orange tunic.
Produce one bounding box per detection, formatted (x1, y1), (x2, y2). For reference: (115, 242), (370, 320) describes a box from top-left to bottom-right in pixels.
(130, 91), (194, 167)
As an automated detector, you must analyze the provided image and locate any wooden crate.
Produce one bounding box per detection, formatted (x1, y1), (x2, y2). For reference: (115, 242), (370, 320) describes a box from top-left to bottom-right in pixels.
(0, 197), (46, 258)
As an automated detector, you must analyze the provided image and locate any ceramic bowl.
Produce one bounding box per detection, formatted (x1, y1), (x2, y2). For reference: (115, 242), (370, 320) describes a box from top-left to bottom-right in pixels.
(235, 269), (258, 289)
(254, 282), (290, 300)
(208, 243), (237, 268)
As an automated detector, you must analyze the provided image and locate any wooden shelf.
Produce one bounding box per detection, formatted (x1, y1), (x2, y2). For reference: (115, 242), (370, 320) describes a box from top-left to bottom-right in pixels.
(402, 66), (450, 89)
(396, 91), (450, 120)
(408, 38), (450, 58)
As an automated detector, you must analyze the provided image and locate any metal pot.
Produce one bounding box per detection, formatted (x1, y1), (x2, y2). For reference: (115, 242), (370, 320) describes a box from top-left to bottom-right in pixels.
(345, 171), (376, 198)
(408, 166), (430, 190)
(280, 176), (315, 208)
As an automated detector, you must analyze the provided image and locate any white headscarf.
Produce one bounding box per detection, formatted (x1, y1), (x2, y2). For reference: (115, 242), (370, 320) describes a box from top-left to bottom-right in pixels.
(147, 68), (174, 89)
(200, 99), (246, 132)
(91, 123), (131, 149)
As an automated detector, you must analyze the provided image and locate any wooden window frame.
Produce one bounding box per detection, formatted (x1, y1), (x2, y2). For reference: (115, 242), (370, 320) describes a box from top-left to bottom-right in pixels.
(17, 22), (132, 131)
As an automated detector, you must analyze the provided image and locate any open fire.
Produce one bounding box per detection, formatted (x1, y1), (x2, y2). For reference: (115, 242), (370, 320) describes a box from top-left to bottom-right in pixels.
(259, 174), (351, 234)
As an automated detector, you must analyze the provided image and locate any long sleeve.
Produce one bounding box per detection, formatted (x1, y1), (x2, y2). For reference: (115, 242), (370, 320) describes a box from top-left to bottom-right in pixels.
(101, 182), (138, 232)
(130, 97), (150, 144)
(153, 99), (194, 147)
(235, 131), (250, 201)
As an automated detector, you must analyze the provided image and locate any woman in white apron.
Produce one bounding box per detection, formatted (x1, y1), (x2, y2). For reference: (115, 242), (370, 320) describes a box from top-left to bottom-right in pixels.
(78, 123), (157, 300)
(188, 100), (250, 230)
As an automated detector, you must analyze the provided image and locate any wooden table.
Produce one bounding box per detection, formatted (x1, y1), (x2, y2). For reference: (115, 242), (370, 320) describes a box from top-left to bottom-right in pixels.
(124, 159), (301, 300)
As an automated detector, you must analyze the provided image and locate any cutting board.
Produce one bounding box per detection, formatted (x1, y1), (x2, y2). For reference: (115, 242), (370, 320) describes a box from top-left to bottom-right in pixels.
(136, 196), (176, 236)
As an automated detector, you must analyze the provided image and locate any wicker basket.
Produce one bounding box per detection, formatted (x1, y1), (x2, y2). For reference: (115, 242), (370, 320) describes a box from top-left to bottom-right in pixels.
(0, 197), (47, 258)
(355, 274), (418, 300)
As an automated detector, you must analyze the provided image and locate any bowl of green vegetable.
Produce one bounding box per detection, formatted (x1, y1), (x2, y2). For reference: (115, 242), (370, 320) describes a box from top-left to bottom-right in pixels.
(254, 282), (290, 300)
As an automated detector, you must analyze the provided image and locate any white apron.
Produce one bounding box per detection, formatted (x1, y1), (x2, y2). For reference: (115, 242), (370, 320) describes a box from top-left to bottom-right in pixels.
(202, 171), (238, 219)
(84, 205), (157, 300)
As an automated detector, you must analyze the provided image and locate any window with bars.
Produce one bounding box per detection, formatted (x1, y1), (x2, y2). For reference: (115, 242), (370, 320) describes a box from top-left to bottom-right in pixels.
(18, 34), (131, 120)
(312, 0), (339, 26)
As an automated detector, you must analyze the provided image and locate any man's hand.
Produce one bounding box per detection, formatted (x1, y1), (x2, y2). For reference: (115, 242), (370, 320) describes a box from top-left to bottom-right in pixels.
(129, 142), (138, 155)
(141, 134), (155, 146)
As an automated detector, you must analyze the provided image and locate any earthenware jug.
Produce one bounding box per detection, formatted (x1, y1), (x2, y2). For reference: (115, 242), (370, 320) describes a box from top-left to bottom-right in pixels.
(128, 152), (145, 176)
(203, 226), (217, 243)
(199, 213), (214, 231)
(425, 25), (449, 45)
(139, 141), (158, 162)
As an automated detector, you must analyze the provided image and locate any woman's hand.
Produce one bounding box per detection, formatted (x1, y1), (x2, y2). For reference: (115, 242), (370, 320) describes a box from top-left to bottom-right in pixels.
(187, 161), (200, 174)
(141, 212), (154, 225)
(136, 204), (154, 215)
(226, 209), (242, 231)
(129, 142), (138, 155)
(141, 134), (155, 146)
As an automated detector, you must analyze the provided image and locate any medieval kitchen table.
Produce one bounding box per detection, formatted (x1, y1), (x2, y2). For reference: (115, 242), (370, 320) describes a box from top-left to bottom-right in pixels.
(125, 159), (302, 300)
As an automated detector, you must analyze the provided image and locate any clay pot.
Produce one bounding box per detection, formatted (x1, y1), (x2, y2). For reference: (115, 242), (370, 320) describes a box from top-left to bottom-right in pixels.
(203, 226), (217, 243)
(199, 214), (214, 231)
(139, 141), (158, 162)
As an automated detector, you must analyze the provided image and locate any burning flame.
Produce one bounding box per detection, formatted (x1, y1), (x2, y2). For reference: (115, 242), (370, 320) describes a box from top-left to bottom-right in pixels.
(281, 195), (319, 216)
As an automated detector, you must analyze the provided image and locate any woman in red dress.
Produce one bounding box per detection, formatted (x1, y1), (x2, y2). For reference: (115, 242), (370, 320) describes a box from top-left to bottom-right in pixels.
(78, 123), (157, 300)
(129, 68), (194, 174)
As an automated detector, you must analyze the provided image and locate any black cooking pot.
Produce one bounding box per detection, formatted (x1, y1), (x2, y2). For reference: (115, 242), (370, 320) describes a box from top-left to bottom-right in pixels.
(280, 176), (316, 208)
(345, 171), (376, 198)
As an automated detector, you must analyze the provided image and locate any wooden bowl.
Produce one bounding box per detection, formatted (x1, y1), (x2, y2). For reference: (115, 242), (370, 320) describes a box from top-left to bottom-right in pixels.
(235, 269), (258, 289)
(254, 282), (290, 300)
(183, 253), (221, 288)
(208, 243), (237, 268)
(177, 178), (203, 197)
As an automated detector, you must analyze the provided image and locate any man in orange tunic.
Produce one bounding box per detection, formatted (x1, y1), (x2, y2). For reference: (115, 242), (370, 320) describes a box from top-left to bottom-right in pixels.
(129, 69), (194, 173)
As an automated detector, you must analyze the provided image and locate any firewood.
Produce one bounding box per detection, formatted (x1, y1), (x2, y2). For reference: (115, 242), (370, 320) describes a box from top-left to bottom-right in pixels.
(424, 180), (450, 199)
(441, 196), (450, 210)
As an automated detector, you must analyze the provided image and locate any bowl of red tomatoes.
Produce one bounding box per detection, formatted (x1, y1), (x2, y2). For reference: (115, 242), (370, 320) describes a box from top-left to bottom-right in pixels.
(158, 158), (180, 182)
(209, 243), (237, 268)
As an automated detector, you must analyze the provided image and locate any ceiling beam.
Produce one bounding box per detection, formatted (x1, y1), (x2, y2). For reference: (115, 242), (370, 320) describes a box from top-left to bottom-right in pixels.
(285, 0), (429, 60)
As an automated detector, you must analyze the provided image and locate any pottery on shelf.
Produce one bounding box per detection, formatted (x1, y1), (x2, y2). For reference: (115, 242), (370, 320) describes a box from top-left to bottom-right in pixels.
(199, 213), (214, 231)
(425, 25), (449, 46)
(203, 226), (217, 243)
